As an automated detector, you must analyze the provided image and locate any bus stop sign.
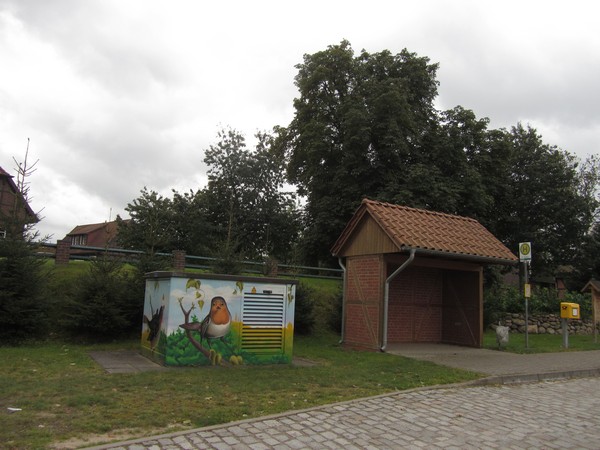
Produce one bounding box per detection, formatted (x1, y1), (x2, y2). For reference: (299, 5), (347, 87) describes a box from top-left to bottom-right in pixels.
(519, 242), (532, 262)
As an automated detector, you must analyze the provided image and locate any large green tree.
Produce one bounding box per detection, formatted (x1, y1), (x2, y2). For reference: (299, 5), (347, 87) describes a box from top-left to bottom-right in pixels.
(203, 128), (300, 262)
(276, 40), (440, 265)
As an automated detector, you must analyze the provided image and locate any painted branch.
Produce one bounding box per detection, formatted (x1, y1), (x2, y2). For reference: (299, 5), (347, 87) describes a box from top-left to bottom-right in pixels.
(177, 299), (230, 366)
(178, 300), (210, 359)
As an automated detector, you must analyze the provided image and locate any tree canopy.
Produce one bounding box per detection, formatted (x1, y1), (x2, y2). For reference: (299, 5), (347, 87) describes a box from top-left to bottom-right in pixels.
(274, 40), (599, 280)
(117, 40), (599, 286)
(274, 40), (441, 265)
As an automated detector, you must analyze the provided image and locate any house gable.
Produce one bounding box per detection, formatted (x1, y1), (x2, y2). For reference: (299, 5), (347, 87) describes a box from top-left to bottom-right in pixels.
(335, 214), (399, 257)
(0, 165), (38, 236)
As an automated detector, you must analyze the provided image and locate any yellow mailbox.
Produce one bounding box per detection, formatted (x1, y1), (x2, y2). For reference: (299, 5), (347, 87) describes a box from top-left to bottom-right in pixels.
(560, 302), (580, 319)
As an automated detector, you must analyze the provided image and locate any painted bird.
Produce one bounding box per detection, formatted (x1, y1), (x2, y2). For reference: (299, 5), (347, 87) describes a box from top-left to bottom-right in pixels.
(180, 296), (231, 347)
(144, 303), (164, 351)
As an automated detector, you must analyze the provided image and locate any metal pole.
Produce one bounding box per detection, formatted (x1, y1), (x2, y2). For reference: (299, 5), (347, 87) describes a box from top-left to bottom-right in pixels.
(381, 249), (416, 352)
(594, 290), (598, 344)
(524, 261), (529, 349)
(562, 318), (569, 348)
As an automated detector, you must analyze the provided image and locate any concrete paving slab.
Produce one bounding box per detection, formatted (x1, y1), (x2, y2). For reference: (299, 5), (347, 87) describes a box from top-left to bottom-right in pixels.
(385, 343), (600, 378)
(89, 350), (167, 373)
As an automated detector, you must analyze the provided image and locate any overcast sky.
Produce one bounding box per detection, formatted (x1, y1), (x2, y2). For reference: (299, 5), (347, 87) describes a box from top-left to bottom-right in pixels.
(1, 0), (598, 241)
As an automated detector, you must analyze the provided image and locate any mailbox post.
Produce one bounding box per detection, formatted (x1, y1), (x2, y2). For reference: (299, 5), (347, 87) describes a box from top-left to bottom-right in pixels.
(560, 302), (580, 349)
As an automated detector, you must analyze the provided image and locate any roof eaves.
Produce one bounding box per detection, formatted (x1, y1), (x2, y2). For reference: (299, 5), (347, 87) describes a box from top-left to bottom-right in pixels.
(398, 245), (518, 265)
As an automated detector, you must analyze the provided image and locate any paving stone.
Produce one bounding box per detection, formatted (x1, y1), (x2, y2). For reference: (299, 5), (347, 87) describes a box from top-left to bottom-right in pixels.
(86, 370), (600, 450)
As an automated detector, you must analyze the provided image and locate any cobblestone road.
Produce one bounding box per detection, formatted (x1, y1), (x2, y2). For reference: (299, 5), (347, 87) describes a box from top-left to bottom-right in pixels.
(88, 377), (600, 449)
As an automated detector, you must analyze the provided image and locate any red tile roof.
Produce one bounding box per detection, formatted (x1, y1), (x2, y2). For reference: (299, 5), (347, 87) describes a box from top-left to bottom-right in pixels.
(331, 199), (517, 264)
(66, 222), (115, 236)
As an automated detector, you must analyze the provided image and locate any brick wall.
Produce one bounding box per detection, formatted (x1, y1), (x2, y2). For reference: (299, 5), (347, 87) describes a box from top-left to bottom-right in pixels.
(55, 239), (71, 265)
(172, 250), (186, 270)
(344, 255), (383, 349)
(387, 266), (443, 343)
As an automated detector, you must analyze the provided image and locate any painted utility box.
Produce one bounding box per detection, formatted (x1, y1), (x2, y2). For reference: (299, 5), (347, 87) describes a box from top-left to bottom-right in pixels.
(141, 272), (297, 366)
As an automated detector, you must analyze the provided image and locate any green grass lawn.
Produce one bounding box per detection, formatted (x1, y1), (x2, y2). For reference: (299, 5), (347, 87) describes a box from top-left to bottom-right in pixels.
(483, 330), (600, 353)
(10, 261), (598, 448)
(0, 333), (480, 450)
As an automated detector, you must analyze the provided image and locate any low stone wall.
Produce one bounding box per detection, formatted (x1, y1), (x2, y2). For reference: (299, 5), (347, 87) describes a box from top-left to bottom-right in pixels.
(498, 313), (598, 335)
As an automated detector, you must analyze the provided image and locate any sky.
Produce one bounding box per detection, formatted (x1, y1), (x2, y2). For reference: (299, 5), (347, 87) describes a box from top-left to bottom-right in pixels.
(0, 0), (599, 241)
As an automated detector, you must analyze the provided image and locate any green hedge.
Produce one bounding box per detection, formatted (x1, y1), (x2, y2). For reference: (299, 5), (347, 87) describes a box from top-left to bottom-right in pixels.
(484, 285), (592, 326)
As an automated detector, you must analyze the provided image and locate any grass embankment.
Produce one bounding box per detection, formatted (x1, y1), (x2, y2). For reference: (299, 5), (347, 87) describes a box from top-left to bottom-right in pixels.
(0, 333), (481, 449)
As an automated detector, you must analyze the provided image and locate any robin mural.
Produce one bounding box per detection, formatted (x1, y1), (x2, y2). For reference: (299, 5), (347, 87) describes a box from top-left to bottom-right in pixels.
(180, 296), (231, 347)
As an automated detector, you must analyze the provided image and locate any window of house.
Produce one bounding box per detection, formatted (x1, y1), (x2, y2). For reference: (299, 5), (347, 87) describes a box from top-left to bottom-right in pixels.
(71, 234), (87, 246)
(0, 229), (6, 239)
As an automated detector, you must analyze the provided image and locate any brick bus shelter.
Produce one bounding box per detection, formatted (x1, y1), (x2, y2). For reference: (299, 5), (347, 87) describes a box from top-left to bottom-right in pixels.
(331, 199), (517, 350)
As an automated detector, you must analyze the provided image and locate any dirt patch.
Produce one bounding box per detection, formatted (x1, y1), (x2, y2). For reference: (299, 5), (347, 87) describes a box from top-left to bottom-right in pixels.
(49, 425), (189, 449)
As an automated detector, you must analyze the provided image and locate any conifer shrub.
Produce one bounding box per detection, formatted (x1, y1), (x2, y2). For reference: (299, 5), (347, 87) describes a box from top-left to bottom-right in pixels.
(60, 256), (142, 340)
(0, 238), (49, 344)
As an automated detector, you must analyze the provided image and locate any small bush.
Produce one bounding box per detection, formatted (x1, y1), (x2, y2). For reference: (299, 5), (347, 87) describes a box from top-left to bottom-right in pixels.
(210, 242), (243, 275)
(563, 291), (592, 320)
(294, 282), (316, 335)
(327, 288), (343, 333)
(60, 256), (142, 340)
(484, 285), (521, 325)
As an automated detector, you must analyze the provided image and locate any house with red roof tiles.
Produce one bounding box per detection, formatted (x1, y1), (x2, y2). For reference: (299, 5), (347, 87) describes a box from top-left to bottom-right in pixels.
(0, 165), (38, 238)
(64, 220), (122, 249)
(331, 198), (517, 349)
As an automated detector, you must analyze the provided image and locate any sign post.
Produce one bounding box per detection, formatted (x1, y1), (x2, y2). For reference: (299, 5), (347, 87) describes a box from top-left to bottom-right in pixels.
(519, 242), (532, 349)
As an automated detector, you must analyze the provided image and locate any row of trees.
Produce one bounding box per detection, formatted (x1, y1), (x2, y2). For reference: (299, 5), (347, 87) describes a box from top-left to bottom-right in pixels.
(116, 129), (301, 265)
(117, 40), (599, 288)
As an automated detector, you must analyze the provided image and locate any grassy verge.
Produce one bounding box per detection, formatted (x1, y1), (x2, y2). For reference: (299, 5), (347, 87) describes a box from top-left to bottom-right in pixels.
(1, 333), (480, 449)
(483, 330), (600, 353)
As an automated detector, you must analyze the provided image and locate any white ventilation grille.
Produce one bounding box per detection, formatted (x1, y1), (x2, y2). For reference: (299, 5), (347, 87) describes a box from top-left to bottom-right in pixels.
(241, 291), (285, 354)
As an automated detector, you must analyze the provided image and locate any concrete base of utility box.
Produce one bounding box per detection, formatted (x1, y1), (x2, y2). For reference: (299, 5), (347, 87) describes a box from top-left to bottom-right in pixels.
(141, 272), (297, 366)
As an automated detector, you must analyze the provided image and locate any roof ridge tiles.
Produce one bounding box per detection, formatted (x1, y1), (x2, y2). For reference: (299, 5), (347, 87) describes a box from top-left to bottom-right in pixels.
(330, 198), (517, 263)
(363, 198), (479, 223)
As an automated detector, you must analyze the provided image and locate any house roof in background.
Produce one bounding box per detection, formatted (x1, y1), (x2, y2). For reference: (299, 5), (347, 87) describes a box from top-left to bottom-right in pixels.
(0, 165), (38, 220)
(66, 220), (119, 236)
(331, 198), (518, 264)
